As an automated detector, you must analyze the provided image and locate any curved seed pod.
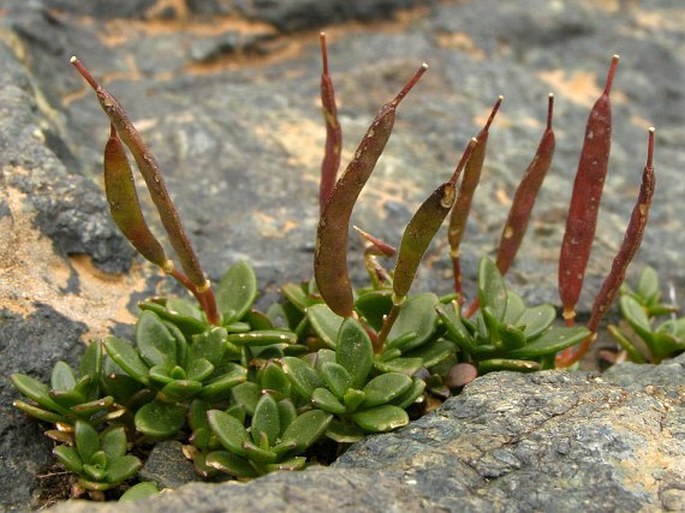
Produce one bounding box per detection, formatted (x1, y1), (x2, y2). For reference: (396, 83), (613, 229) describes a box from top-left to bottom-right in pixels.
(104, 124), (172, 272)
(314, 63), (428, 317)
(319, 32), (342, 212)
(496, 94), (555, 275)
(393, 138), (477, 299)
(558, 55), (620, 325)
(557, 127), (655, 367)
(448, 96), (503, 297)
(71, 57), (206, 289)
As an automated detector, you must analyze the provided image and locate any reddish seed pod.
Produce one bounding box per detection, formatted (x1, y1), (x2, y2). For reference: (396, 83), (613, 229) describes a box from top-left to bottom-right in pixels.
(314, 63), (428, 317)
(71, 56), (208, 290)
(496, 93), (555, 275)
(318, 32), (342, 212)
(448, 95), (503, 298)
(557, 127), (656, 367)
(558, 55), (620, 325)
(393, 138), (477, 299)
(104, 124), (171, 271)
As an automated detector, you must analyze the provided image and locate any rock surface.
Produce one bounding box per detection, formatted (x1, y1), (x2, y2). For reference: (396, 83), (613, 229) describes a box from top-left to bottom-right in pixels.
(42, 353), (685, 513)
(0, 0), (683, 512)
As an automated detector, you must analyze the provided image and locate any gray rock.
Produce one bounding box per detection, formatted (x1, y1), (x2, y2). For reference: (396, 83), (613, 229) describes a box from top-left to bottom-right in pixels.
(1, 0), (684, 511)
(41, 354), (685, 513)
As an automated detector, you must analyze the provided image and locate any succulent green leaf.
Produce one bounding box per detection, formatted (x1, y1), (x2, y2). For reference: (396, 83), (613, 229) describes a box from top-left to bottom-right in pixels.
(435, 302), (476, 353)
(251, 394), (281, 447)
(148, 364), (175, 385)
(320, 362), (351, 399)
(352, 405), (409, 432)
(53, 445), (84, 474)
(650, 331), (684, 359)
(12, 401), (64, 423)
(189, 327), (227, 367)
(197, 363), (247, 401)
(136, 311), (177, 368)
(478, 358), (540, 373)
(159, 379), (202, 402)
(280, 283), (311, 313)
(79, 341), (104, 379)
(101, 426), (128, 460)
(500, 324), (527, 350)
(10, 373), (70, 414)
(49, 388), (86, 409)
(478, 257), (508, 321)
(207, 410), (249, 457)
(134, 400), (186, 438)
(619, 295), (654, 344)
(517, 304), (556, 339)
(336, 318), (373, 389)
(312, 387), (346, 414)
(227, 330), (297, 347)
(231, 381), (261, 416)
(75, 420), (101, 464)
(636, 266), (660, 304)
(259, 362), (291, 397)
(387, 293), (439, 352)
(265, 457), (307, 473)
(354, 291), (393, 331)
(607, 324), (646, 363)
(325, 419), (365, 443)
(277, 399), (297, 432)
(241, 441), (278, 464)
(139, 301), (206, 338)
(101, 371), (145, 404)
(72, 396), (115, 416)
(205, 450), (257, 478)
(505, 326), (590, 358)
(362, 373), (412, 407)
(278, 409), (332, 451)
(216, 261), (258, 323)
(307, 304), (344, 348)
(502, 290), (526, 326)
(403, 338), (455, 368)
(106, 454), (142, 484)
(342, 388), (366, 412)
(186, 358), (215, 382)
(390, 376), (426, 409)
(282, 356), (324, 400)
(119, 481), (159, 502)
(373, 356), (424, 375)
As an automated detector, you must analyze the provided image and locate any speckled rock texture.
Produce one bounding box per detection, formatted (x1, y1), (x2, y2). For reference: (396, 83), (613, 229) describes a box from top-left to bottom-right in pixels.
(0, 0), (683, 511)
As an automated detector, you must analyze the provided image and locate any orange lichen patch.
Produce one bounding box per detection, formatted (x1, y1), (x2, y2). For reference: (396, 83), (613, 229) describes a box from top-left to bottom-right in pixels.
(588, 0), (622, 12)
(474, 108), (512, 130)
(262, 119), (326, 171)
(0, 176), (150, 343)
(633, 8), (685, 30)
(253, 212), (298, 238)
(631, 114), (653, 131)
(537, 69), (627, 108)
(435, 32), (486, 61)
(145, 0), (190, 21)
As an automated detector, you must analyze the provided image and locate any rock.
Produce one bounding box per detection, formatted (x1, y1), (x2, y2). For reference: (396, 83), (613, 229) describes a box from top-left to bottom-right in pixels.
(138, 442), (198, 490)
(41, 353), (685, 513)
(1, 0), (684, 511)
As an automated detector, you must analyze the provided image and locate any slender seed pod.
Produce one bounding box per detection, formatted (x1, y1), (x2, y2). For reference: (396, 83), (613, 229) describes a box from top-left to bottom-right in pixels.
(71, 57), (207, 289)
(393, 138), (477, 299)
(319, 32), (343, 212)
(448, 96), (503, 298)
(557, 127), (655, 367)
(558, 55), (620, 325)
(496, 94), (555, 275)
(353, 225), (396, 257)
(103, 124), (172, 272)
(314, 63), (428, 317)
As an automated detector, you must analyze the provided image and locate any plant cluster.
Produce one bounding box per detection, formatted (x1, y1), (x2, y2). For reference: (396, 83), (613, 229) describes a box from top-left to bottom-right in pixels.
(10, 34), (665, 501)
